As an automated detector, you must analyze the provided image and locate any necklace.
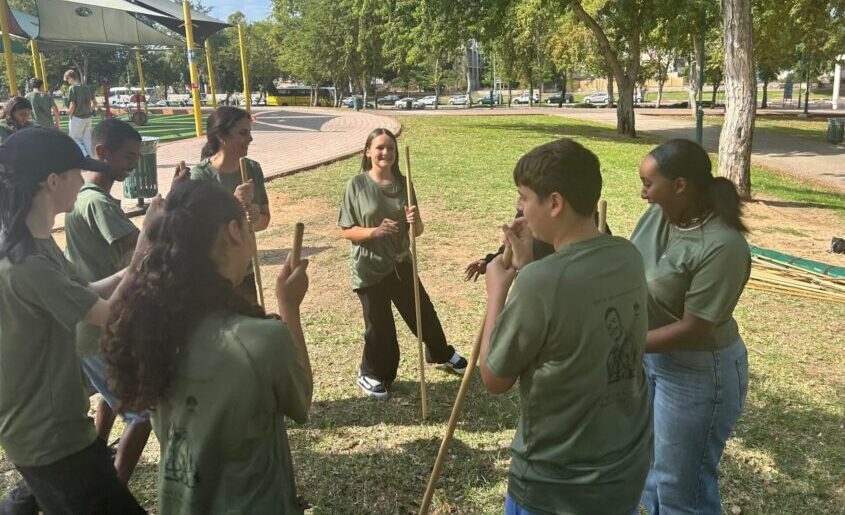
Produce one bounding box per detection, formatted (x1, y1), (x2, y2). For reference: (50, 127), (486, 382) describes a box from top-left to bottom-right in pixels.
(673, 210), (713, 230)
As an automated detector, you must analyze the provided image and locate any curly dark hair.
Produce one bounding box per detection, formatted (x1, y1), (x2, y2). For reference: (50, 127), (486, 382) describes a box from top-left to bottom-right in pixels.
(102, 180), (265, 412)
(3, 96), (32, 128)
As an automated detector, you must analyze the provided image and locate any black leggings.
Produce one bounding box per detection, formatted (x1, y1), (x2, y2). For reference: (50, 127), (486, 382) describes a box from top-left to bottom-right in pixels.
(356, 261), (455, 384)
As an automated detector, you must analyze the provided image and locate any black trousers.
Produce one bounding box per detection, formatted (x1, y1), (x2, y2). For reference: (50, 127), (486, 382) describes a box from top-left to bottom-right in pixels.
(356, 261), (455, 384)
(0, 439), (144, 515)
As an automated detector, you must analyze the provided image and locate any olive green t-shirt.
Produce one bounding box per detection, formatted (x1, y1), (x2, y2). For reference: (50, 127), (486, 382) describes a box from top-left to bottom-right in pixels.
(65, 183), (139, 356)
(190, 157), (269, 206)
(487, 235), (652, 515)
(68, 83), (94, 118)
(337, 172), (418, 290)
(629, 204), (750, 350)
(0, 120), (35, 143)
(25, 91), (56, 127)
(153, 313), (310, 515)
(0, 238), (99, 467)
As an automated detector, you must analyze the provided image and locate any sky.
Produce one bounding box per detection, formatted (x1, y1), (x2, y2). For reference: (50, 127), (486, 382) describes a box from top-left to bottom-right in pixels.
(208, 0), (270, 23)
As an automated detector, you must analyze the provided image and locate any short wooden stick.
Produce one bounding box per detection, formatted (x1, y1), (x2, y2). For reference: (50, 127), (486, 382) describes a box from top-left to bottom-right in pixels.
(239, 157), (265, 307)
(405, 146), (428, 421)
(419, 314), (486, 515)
(598, 199), (608, 234)
(291, 222), (304, 267)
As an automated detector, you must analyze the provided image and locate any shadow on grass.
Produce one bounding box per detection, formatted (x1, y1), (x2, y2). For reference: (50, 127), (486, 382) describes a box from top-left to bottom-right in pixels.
(750, 198), (844, 212)
(308, 373), (519, 432)
(258, 246), (331, 266)
(293, 436), (507, 513)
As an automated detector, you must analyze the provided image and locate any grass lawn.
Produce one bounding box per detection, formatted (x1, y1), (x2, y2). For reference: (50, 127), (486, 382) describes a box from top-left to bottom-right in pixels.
(1, 114), (841, 513)
(57, 113), (206, 143)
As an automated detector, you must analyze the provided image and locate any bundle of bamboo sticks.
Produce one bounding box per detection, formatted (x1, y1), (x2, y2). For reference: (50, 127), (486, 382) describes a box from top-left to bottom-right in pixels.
(747, 255), (845, 304)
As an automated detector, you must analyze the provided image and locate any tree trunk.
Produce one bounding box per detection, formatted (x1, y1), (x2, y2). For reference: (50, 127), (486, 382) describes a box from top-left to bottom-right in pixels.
(803, 67), (811, 114)
(508, 82), (512, 107)
(606, 73), (614, 108)
(711, 82), (719, 105)
(434, 58), (440, 110)
(558, 70), (567, 108)
(617, 77), (636, 137)
(718, 0), (755, 199)
(528, 80), (534, 107)
(657, 80), (665, 108)
(689, 34), (704, 116)
(761, 79), (768, 109)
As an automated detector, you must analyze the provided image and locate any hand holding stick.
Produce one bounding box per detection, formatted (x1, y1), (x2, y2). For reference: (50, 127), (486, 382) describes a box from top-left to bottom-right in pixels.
(291, 222), (305, 267)
(405, 146), (428, 421)
(240, 157), (265, 307)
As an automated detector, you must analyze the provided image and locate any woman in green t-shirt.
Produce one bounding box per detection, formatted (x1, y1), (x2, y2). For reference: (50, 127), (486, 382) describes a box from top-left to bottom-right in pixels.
(629, 139), (750, 514)
(190, 106), (270, 303)
(0, 96), (36, 143)
(103, 180), (312, 514)
(339, 128), (467, 399)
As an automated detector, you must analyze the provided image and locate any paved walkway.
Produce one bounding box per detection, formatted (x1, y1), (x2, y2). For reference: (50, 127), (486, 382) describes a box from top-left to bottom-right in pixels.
(54, 107), (400, 229)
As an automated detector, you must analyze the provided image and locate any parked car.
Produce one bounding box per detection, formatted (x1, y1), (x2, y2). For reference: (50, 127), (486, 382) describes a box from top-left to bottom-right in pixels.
(583, 92), (610, 105)
(448, 95), (468, 105)
(394, 97), (424, 109)
(341, 95), (361, 107)
(477, 93), (503, 106)
(417, 95), (439, 106)
(378, 94), (401, 105)
(545, 92), (575, 104)
(511, 93), (539, 105)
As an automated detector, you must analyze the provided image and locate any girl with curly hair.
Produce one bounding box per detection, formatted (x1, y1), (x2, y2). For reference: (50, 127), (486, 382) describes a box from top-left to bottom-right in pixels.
(103, 179), (312, 514)
(0, 96), (35, 143)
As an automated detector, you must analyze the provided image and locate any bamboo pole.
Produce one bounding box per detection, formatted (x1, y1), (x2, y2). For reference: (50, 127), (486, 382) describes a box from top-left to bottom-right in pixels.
(239, 157), (265, 307)
(182, 0), (203, 137)
(405, 146), (428, 420)
(598, 199), (608, 234)
(237, 24), (251, 114)
(134, 48), (147, 111)
(0, 0), (18, 95)
(30, 40), (40, 79)
(38, 53), (46, 87)
(204, 39), (218, 108)
(419, 315), (486, 514)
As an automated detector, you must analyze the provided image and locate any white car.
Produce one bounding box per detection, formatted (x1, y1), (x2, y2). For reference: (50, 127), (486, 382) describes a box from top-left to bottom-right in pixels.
(394, 97), (424, 109)
(511, 93), (539, 105)
(583, 92), (610, 105)
(417, 95), (438, 106)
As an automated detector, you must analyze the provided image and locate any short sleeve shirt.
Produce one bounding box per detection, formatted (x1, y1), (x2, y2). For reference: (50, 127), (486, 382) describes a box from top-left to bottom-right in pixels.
(629, 204), (750, 350)
(65, 182), (139, 356)
(68, 84), (93, 118)
(25, 91), (56, 127)
(486, 235), (652, 514)
(337, 172), (417, 290)
(152, 313), (310, 515)
(0, 238), (98, 466)
(189, 158), (269, 206)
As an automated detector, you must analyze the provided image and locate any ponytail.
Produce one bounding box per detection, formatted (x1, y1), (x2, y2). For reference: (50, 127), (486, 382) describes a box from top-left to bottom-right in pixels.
(708, 177), (748, 233)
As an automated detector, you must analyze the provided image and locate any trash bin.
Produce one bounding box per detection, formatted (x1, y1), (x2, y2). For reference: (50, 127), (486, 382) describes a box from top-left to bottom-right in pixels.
(123, 136), (159, 207)
(404, 99), (413, 110)
(827, 118), (845, 144)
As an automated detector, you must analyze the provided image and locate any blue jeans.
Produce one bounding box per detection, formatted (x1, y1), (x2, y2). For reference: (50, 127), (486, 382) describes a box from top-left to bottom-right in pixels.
(505, 494), (538, 515)
(80, 353), (149, 425)
(639, 338), (748, 514)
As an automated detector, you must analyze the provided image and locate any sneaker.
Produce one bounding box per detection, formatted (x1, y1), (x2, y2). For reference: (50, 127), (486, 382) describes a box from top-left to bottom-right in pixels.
(439, 352), (468, 375)
(357, 372), (389, 400)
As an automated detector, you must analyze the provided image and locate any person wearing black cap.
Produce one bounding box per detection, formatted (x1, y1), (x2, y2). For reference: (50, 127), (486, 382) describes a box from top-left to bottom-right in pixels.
(0, 127), (150, 514)
(64, 118), (151, 486)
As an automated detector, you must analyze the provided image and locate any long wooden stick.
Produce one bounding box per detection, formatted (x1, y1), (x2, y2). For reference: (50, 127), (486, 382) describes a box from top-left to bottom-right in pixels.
(291, 222), (305, 267)
(598, 199), (608, 234)
(405, 146), (428, 421)
(419, 314), (486, 514)
(239, 157), (265, 307)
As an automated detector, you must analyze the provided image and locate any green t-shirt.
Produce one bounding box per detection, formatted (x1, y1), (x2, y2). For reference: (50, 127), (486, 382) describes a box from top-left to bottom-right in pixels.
(25, 91), (56, 127)
(68, 83), (94, 118)
(65, 183), (139, 356)
(486, 235), (652, 515)
(153, 313), (310, 515)
(0, 120), (35, 143)
(0, 238), (99, 467)
(337, 172), (418, 290)
(189, 157), (269, 206)
(629, 204), (750, 350)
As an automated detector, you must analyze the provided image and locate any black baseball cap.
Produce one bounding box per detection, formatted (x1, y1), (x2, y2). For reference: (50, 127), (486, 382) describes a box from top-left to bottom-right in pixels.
(0, 127), (111, 186)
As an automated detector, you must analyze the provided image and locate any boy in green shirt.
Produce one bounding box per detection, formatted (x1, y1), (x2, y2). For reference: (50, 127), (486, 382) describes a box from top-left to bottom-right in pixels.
(25, 77), (60, 129)
(64, 118), (151, 484)
(480, 139), (653, 515)
(64, 69), (97, 156)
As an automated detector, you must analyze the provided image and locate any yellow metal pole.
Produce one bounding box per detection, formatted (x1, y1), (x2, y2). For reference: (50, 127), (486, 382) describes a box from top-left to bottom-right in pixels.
(38, 53), (46, 86)
(237, 23), (250, 114)
(204, 39), (217, 108)
(0, 0), (18, 95)
(30, 40), (40, 79)
(182, 0), (203, 137)
(134, 48), (147, 111)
